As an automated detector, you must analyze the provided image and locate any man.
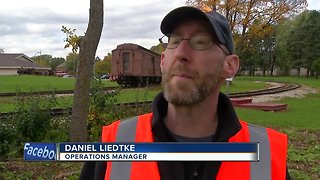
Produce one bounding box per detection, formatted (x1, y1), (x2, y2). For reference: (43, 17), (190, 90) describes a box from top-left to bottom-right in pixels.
(80, 6), (290, 180)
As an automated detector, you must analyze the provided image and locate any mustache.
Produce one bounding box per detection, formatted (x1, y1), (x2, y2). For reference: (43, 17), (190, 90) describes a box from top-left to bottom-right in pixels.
(168, 64), (197, 78)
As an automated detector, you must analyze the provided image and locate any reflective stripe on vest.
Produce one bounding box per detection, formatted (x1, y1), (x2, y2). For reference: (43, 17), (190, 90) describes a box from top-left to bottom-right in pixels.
(103, 113), (287, 180)
(248, 124), (271, 180)
(110, 116), (138, 180)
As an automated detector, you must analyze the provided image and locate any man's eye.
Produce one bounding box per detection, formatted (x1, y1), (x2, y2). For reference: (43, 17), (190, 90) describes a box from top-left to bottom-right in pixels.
(194, 39), (206, 45)
(192, 36), (210, 45)
(169, 38), (180, 44)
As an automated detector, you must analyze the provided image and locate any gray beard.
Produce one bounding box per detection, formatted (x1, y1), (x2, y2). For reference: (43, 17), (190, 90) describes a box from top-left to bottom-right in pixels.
(162, 72), (220, 106)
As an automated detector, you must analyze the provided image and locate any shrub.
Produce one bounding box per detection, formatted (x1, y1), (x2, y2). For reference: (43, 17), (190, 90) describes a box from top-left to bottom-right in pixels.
(0, 90), (59, 160)
(87, 79), (152, 141)
(0, 122), (17, 160)
(44, 116), (70, 142)
(13, 91), (57, 142)
(88, 79), (121, 141)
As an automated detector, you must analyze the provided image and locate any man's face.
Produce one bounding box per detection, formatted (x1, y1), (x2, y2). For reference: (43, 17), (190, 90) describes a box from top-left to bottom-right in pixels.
(161, 20), (227, 106)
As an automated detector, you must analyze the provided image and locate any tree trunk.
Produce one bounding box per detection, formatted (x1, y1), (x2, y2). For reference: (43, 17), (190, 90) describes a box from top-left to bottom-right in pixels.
(69, 0), (104, 142)
(270, 54), (275, 76)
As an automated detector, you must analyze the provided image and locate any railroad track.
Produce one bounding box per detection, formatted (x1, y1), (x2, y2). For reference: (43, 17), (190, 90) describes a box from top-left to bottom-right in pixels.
(0, 82), (301, 118)
(0, 87), (118, 97)
(228, 82), (301, 98)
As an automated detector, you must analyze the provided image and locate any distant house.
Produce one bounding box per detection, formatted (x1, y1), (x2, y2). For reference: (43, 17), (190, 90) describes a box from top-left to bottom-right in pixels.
(56, 61), (67, 72)
(0, 53), (51, 75)
(55, 61), (68, 77)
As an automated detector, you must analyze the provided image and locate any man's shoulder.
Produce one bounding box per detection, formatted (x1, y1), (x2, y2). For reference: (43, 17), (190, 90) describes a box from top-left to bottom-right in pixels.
(103, 113), (153, 127)
(102, 113), (154, 142)
(239, 120), (287, 140)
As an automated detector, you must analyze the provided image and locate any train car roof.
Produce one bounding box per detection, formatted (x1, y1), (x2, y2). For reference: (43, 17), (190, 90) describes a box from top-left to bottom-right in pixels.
(112, 43), (161, 57)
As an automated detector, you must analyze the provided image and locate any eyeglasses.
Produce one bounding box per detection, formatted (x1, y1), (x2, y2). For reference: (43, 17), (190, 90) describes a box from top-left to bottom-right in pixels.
(159, 34), (230, 55)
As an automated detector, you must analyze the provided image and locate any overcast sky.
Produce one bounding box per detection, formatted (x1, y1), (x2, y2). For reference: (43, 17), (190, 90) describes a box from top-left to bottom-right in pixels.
(0, 0), (319, 59)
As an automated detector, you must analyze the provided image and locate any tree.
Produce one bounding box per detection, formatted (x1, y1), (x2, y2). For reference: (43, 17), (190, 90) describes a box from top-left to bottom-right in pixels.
(50, 57), (65, 71)
(301, 10), (320, 77)
(62, 0), (104, 141)
(61, 26), (82, 54)
(186, 0), (307, 36)
(312, 58), (320, 78)
(0, 48), (4, 53)
(95, 56), (102, 63)
(186, 0), (307, 73)
(32, 56), (51, 67)
(150, 43), (164, 54)
(94, 53), (112, 77)
(32, 54), (66, 71)
(32, 54), (52, 68)
(65, 53), (79, 74)
(274, 20), (293, 75)
(286, 10), (320, 77)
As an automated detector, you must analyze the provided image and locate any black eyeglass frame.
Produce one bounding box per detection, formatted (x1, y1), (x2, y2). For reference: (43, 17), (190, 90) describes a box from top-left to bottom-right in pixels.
(159, 34), (230, 55)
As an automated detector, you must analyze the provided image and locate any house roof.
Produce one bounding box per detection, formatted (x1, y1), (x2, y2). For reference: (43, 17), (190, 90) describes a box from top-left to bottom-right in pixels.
(57, 61), (67, 68)
(0, 53), (51, 69)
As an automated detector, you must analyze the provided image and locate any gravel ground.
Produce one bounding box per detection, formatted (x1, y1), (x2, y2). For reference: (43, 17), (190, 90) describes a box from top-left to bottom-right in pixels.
(251, 82), (318, 103)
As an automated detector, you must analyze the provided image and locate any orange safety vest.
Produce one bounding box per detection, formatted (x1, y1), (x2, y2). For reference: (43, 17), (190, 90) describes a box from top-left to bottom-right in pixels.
(102, 113), (287, 180)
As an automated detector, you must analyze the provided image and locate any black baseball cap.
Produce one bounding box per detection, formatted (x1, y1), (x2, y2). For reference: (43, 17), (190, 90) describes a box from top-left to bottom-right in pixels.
(160, 6), (234, 54)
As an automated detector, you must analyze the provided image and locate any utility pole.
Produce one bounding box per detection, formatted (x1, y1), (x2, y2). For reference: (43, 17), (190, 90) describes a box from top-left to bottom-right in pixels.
(39, 51), (42, 62)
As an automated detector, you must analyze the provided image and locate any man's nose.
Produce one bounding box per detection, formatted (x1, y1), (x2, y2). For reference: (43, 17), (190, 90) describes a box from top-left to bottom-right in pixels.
(173, 40), (192, 63)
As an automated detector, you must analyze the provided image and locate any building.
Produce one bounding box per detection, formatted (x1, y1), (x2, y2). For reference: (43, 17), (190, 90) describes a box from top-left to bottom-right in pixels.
(0, 53), (51, 75)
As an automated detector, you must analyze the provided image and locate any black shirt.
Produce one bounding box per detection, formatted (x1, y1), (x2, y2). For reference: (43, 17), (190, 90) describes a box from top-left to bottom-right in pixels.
(79, 92), (290, 180)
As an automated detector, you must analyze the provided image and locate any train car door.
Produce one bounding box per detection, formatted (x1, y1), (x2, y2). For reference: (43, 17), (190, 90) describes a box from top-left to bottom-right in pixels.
(122, 52), (130, 73)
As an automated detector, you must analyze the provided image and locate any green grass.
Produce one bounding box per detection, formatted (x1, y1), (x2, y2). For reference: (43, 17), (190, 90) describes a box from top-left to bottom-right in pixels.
(0, 88), (161, 113)
(117, 87), (161, 103)
(1, 76), (319, 130)
(220, 77), (268, 93)
(116, 79), (268, 103)
(0, 75), (265, 94)
(235, 93), (320, 130)
(0, 78), (266, 112)
(0, 76), (319, 179)
(236, 76), (320, 89)
(0, 96), (73, 113)
(282, 128), (320, 179)
(0, 97), (14, 112)
(234, 76), (320, 130)
(0, 75), (118, 93)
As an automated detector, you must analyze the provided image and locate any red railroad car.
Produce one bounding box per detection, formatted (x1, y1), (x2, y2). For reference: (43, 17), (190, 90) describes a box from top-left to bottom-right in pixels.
(111, 43), (162, 87)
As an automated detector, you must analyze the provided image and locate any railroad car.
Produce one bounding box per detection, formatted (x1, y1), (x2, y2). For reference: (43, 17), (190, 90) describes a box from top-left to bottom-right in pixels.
(111, 43), (162, 87)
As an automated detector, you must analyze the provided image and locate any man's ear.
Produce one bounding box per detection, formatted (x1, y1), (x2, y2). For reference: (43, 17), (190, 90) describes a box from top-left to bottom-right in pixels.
(222, 55), (239, 78)
(160, 52), (165, 73)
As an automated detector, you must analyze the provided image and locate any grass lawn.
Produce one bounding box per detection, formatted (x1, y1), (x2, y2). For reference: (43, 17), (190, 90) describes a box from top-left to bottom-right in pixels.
(233, 76), (320, 130)
(0, 75), (118, 93)
(233, 76), (320, 179)
(235, 93), (320, 130)
(0, 75), (267, 94)
(0, 78), (266, 112)
(237, 76), (320, 89)
(0, 76), (319, 179)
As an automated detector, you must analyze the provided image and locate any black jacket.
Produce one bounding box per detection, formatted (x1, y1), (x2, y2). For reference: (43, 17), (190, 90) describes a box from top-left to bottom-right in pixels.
(79, 92), (290, 180)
